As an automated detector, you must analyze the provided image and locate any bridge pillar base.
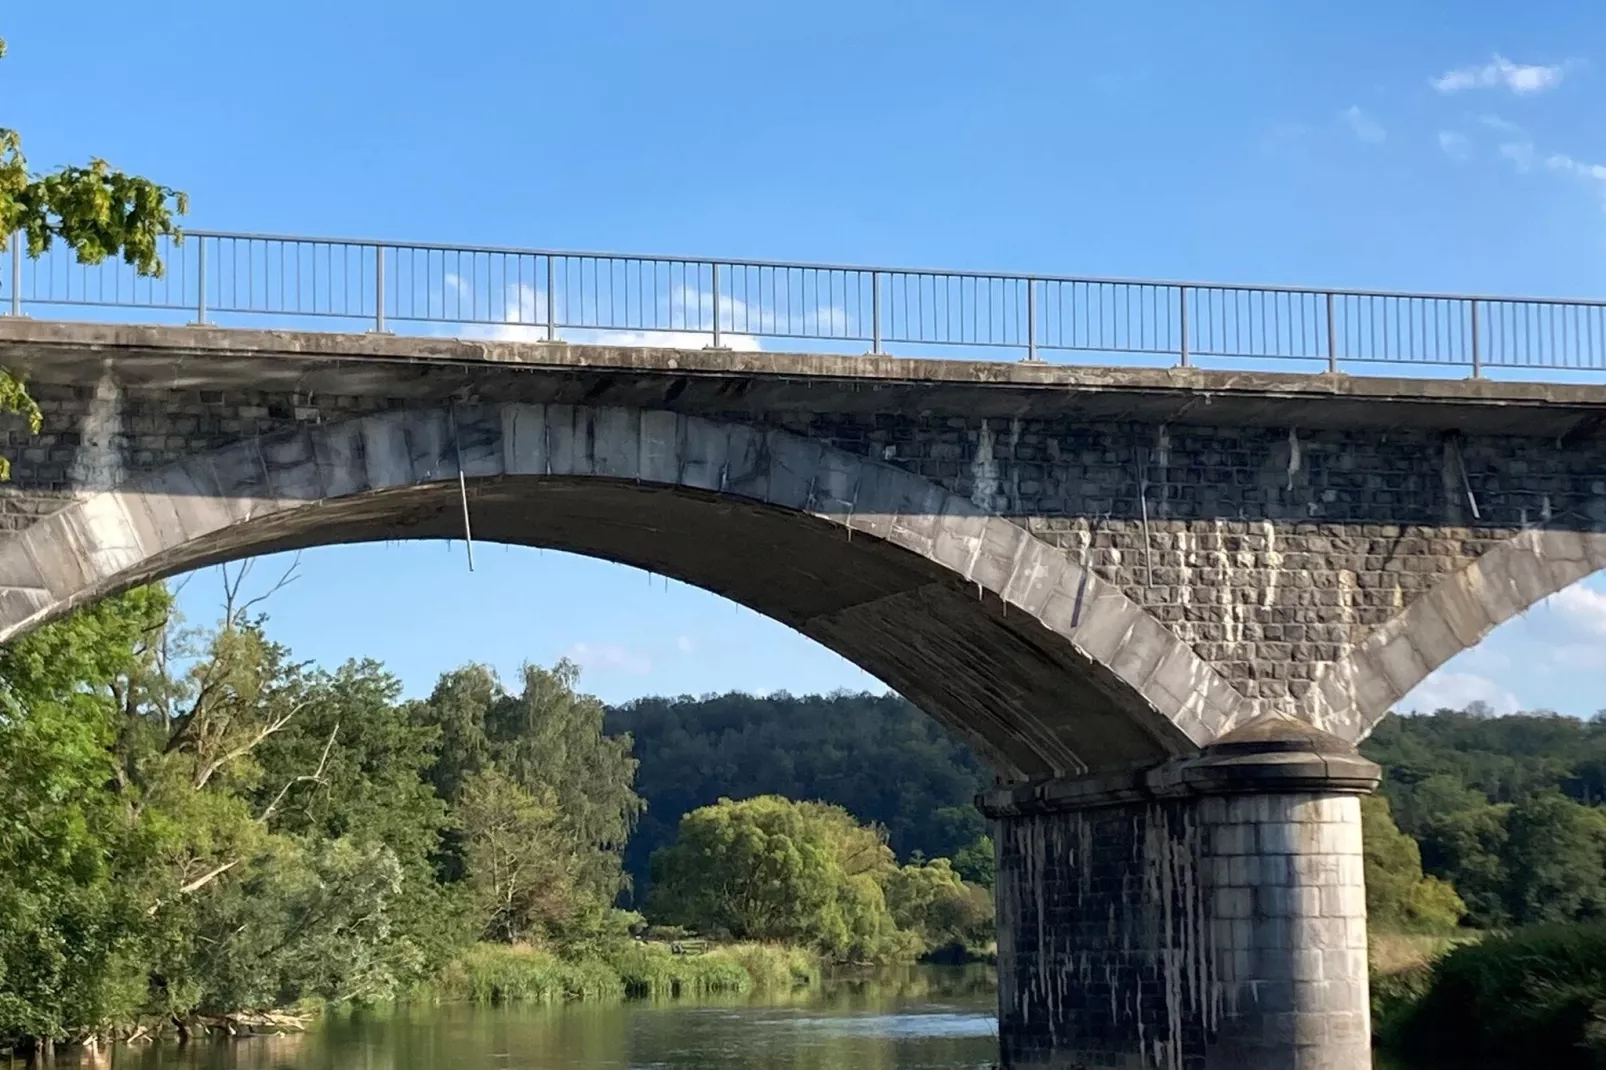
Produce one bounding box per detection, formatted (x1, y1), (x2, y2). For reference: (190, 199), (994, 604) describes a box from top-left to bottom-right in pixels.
(978, 718), (1381, 1070)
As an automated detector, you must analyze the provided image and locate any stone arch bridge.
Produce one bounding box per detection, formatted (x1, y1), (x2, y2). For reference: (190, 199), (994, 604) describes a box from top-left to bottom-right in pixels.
(2, 320), (1604, 1069)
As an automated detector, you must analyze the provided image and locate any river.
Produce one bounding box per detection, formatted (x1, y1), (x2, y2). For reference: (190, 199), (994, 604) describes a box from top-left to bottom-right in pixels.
(65, 967), (1001, 1070)
(35, 966), (1458, 1070)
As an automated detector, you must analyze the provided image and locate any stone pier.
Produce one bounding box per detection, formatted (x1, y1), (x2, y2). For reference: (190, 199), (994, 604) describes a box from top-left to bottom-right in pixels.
(981, 719), (1381, 1070)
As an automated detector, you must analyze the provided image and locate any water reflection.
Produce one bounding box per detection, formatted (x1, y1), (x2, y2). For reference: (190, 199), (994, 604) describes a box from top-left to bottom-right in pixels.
(72, 966), (999, 1070)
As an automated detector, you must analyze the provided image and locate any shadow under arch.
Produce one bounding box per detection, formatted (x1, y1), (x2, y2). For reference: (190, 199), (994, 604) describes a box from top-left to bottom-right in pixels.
(0, 403), (1254, 781)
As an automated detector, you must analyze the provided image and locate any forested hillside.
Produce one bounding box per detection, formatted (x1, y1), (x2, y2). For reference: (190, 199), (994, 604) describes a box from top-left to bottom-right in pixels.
(1362, 706), (1606, 927)
(614, 691), (1606, 928)
(608, 692), (995, 899)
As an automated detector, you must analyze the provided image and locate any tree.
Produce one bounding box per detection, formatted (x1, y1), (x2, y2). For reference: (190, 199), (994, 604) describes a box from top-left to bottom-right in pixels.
(486, 662), (643, 902)
(883, 857), (993, 952)
(607, 691), (991, 900)
(0, 35), (186, 478)
(412, 660), (643, 905)
(646, 795), (915, 962)
(1360, 795), (1466, 933)
(951, 835), (996, 889)
(455, 769), (576, 944)
(1502, 790), (1606, 925)
(0, 588), (169, 1049)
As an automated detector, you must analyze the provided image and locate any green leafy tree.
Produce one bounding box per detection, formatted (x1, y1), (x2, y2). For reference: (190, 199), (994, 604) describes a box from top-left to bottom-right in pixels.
(647, 795), (915, 962)
(486, 661), (644, 902)
(0, 587), (170, 1048)
(413, 660), (643, 908)
(951, 835), (996, 889)
(1502, 790), (1606, 925)
(1361, 795), (1467, 933)
(608, 691), (991, 900)
(0, 35), (186, 478)
(455, 768), (576, 943)
(884, 857), (994, 952)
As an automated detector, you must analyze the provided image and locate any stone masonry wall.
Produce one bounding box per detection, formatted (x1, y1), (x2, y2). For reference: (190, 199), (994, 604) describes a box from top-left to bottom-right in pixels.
(993, 792), (1371, 1070)
(3, 383), (1604, 716)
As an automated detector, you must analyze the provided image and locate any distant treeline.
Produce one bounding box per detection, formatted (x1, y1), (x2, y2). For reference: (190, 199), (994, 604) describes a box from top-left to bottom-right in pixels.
(1363, 706), (1606, 927)
(614, 690), (1606, 928)
(608, 692), (995, 900)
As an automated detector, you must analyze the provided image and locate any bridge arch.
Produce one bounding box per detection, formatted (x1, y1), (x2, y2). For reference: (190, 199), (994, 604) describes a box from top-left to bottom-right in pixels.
(1307, 527), (1606, 738)
(0, 403), (1250, 780)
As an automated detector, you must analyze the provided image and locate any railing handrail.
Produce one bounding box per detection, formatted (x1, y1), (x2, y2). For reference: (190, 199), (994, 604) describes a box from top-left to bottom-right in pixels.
(175, 229), (1606, 310)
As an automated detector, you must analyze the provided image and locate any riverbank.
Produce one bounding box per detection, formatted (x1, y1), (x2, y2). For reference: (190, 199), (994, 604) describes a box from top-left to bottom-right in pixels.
(1372, 924), (1606, 1068)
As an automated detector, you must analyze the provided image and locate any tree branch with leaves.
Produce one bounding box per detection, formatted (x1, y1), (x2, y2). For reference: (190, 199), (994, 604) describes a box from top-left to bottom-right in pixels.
(0, 35), (187, 478)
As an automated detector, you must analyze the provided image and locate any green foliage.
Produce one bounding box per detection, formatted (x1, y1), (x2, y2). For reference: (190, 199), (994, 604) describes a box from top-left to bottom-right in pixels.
(431, 940), (816, 1006)
(1361, 795), (1467, 933)
(646, 795), (984, 963)
(437, 944), (624, 1005)
(1366, 709), (1606, 929)
(1503, 790), (1606, 925)
(608, 691), (992, 900)
(884, 857), (994, 954)
(0, 36), (185, 480)
(606, 944), (751, 998)
(414, 661), (643, 905)
(455, 768), (575, 943)
(1389, 923), (1606, 1067)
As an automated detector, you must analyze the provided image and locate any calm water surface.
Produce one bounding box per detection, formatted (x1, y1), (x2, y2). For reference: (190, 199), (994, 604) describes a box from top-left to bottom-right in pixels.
(88, 967), (1000, 1070)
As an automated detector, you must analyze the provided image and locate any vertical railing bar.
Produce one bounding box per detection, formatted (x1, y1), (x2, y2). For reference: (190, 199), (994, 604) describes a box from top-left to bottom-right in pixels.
(710, 262), (722, 348)
(1470, 298), (1482, 378)
(1178, 286), (1190, 367)
(1326, 292), (1337, 373)
(871, 271), (882, 353)
(10, 234), (21, 317)
(546, 255), (557, 340)
(1026, 279), (1038, 362)
(195, 237), (208, 324)
(374, 245), (386, 332)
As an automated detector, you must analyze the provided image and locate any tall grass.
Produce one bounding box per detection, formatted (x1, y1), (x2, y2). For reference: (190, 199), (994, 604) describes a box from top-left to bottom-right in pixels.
(714, 943), (821, 991)
(1386, 923), (1606, 1068)
(607, 944), (751, 998)
(429, 941), (820, 1007)
(434, 945), (624, 1005)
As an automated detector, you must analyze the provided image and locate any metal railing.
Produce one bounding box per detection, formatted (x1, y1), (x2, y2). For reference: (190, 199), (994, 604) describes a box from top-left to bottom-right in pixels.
(4, 229), (1605, 376)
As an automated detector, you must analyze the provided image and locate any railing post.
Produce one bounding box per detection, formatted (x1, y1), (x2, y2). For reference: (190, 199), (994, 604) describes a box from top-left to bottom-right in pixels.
(1326, 292), (1338, 373)
(545, 255), (557, 341)
(710, 262), (722, 349)
(1470, 298), (1482, 378)
(1026, 280), (1038, 362)
(9, 233), (21, 318)
(1178, 285), (1190, 367)
(373, 245), (386, 333)
(870, 271), (882, 354)
(195, 237), (207, 325)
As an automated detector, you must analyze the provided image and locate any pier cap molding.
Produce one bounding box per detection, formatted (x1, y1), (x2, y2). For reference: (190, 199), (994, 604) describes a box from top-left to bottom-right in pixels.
(977, 715), (1382, 818)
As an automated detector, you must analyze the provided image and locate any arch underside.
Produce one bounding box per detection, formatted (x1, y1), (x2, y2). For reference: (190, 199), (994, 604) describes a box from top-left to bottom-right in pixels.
(0, 405), (1259, 781)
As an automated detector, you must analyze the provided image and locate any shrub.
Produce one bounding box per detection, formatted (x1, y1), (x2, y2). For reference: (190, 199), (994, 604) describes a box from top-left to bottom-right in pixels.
(1390, 923), (1606, 1067)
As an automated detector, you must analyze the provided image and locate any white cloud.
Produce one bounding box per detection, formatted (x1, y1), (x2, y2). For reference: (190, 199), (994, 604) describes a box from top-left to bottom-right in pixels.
(1478, 114), (1525, 135)
(565, 641), (653, 675)
(1438, 130), (1471, 160)
(675, 634), (697, 655)
(1341, 106), (1386, 144)
(1498, 139), (1537, 172)
(1433, 55), (1566, 95)
(1546, 153), (1606, 207)
(455, 280), (769, 350)
(1401, 670), (1522, 715)
(1551, 581), (1606, 636)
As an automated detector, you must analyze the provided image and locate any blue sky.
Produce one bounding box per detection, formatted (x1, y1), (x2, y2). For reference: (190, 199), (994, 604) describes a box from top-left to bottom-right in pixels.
(4, 0), (1604, 717)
